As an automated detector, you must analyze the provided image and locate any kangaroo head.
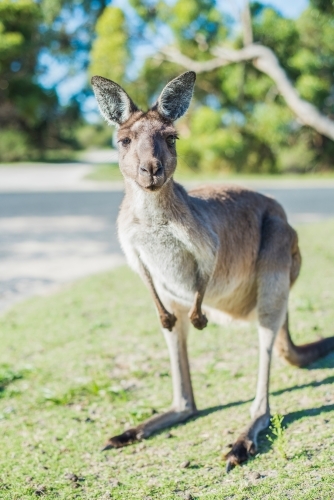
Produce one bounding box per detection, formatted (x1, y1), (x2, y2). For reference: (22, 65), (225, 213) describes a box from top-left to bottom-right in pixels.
(91, 72), (196, 192)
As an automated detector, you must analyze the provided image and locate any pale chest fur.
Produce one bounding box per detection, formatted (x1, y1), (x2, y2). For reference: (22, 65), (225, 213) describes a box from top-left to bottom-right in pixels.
(118, 215), (208, 302)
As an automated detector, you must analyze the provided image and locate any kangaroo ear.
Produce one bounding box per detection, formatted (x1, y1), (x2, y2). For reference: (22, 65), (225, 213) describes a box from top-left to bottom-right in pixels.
(153, 71), (196, 121)
(91, 76), (138, 126)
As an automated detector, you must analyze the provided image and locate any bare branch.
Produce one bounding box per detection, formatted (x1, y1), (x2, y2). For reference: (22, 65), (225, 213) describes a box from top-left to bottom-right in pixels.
(241, 0), (253, 46)
(159, 44), (334, 142)
(213, 45), (334, 140)
(160, 47), (228, 73)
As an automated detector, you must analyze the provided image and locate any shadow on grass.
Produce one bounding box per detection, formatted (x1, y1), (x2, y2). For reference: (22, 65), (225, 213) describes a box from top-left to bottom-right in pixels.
(190, 374), (334, 423)
(257, 402), (334, 458)
(142, 374), (334, 455)
(192, 400), (251, 420)
(272, 374), (334, 396)
(284, 403), (334, 426)
(307, 351), (334, 370)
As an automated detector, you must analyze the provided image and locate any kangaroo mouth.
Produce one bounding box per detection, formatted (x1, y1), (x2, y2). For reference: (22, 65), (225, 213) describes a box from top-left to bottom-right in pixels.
(144, 183), (164, 192)
(136, 175), (166, 192)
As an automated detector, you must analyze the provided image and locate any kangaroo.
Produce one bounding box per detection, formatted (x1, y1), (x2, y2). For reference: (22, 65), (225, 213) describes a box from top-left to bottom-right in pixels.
(91, 71), (334, 470)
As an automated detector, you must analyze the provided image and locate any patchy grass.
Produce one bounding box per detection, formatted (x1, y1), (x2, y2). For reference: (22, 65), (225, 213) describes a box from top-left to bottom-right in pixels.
(85, 163), (123, 182)
(0, 220), (334, 499)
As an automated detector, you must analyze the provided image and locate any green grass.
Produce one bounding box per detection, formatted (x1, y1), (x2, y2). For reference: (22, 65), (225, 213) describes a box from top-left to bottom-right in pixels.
(85, 162), (334, 185)
(85, 163), (123, 182)
(1, 220), (334, 499)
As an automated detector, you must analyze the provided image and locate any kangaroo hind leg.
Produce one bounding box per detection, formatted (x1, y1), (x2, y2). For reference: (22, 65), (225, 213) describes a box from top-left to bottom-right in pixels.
(225, 269), (289, 471)
(103, 306), (196, 450)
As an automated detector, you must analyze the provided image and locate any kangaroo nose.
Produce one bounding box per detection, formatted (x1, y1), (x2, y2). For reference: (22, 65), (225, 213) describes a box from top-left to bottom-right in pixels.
(140, 161), (163, 177)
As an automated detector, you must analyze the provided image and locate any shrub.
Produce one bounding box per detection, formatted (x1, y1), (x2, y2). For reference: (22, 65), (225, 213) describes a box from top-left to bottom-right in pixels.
(0, 129), (32, 162)
(75, 123), (113, 149)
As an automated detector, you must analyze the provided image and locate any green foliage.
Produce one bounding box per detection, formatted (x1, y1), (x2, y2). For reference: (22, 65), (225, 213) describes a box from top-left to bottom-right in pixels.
(267, 414), (288, 459)
(310, 0), (334, 14)
(0, 0), (41, 48)
(0, 129), (32, 162)
(170, 0), (226, 53)
(250, 102), (293, 150)
(75, 123), (112, 149)
(278, 140), (317, 174)
(89, 6), (129, 84)
(0, 0), (111, 161)
(183, 107), (244, 171)
(0, 0), (41, 101)
(0, 0), (84, 159)
(296, 74), (329, 104)
(253, 8), (299, 63)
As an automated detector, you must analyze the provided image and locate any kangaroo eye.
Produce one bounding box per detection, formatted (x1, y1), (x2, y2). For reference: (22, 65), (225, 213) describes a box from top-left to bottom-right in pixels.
(119, 137), (131, 146)
(166, 135), (177, 146)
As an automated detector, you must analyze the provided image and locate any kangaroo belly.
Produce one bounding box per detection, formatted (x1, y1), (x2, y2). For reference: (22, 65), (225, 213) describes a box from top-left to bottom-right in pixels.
(197, 268), (256, 316)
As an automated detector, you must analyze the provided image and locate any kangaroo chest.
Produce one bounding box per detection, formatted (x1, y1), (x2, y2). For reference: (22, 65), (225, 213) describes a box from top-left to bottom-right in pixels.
(121, 219), (199, 300)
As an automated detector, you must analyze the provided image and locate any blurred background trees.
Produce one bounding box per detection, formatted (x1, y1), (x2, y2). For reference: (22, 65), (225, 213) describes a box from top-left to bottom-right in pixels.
(1, 0), (334, 173)
(0, 0), (107, 161)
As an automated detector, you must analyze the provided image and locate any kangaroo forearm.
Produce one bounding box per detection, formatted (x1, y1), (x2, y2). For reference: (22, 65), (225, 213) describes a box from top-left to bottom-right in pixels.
(139, 260), (177, 331)
(150, 283), (177, 331)
(188, 279), (208, 330)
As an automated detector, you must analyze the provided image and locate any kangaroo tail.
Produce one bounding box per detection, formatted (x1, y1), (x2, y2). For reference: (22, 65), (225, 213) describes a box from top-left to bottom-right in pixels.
(275, 314), (334, 367)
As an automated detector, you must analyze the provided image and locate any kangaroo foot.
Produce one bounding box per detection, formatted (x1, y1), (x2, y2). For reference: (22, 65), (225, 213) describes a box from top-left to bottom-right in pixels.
(224, 413), (269, 472)
(102, 428), (139, 450)
(224, 437), (256, 472)
(189, 311), (208, 330)
(102, 407), (196, 451)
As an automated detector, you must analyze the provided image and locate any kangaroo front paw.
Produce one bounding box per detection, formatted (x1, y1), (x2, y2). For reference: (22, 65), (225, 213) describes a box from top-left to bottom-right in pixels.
(160, 312), (177, 331)
(102, 428), (139, 451)
(224, 438), (256, 472)
(189, 311), (208, 330)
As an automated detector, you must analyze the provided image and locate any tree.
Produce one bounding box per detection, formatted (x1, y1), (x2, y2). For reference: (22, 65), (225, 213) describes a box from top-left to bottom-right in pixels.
(0, 0), (108, 161)
(89, 0), (334, 173)
(89, 6), (129, 85)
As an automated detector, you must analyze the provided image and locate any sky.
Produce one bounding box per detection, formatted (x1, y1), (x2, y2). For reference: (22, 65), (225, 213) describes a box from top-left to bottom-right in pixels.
(223, 0), (308, 20)
(40, 0), (309, 119)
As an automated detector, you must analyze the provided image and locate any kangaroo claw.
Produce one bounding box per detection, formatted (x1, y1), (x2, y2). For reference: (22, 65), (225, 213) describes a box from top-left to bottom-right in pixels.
(102, 428), (139, 450)
(225, 460), (233, 473)
(224, 437), (256, 470)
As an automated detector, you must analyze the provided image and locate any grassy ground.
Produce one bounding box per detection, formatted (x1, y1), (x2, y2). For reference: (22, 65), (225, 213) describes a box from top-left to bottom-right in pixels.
(85, 163), (123, 182)
(1, 220), (334, 499)
(85, 163), (334, 185)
